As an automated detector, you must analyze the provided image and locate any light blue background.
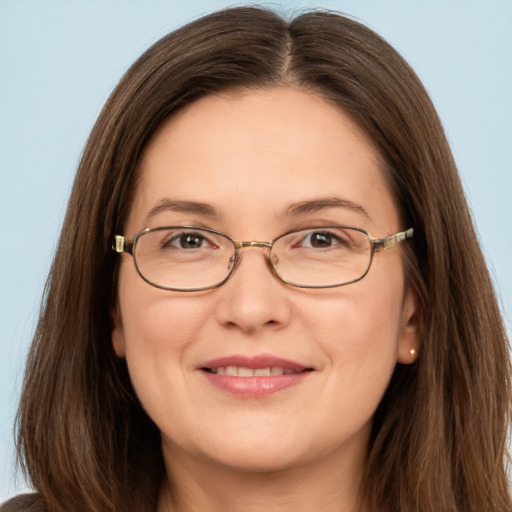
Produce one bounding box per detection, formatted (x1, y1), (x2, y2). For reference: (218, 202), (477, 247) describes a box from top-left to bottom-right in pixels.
(1, 0), (511, 499)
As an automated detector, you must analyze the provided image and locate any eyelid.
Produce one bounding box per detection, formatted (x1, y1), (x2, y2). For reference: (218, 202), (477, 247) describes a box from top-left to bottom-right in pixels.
(287, 219), (368, 232)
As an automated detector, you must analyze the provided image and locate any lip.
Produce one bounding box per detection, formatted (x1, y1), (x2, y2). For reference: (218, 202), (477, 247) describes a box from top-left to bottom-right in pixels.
(198, 354), (314, 398)
(200, 354), (311, 372)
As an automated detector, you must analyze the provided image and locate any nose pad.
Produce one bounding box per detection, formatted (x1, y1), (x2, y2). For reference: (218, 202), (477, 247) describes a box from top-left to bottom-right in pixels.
(265, 251), (281, 280)
(228, 252), (241, 273)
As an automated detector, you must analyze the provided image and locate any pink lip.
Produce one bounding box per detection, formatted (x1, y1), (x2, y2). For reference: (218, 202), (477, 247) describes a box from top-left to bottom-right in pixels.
(200, 354), (309, 371)
(198, 354), (314, 398)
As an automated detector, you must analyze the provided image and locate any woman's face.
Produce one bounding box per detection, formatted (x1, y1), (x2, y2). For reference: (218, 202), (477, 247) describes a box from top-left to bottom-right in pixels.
(113, 87), (418, 477)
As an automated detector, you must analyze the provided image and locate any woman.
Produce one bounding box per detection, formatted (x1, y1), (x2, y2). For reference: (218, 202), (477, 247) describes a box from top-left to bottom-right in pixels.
(4, 6), (511, 512)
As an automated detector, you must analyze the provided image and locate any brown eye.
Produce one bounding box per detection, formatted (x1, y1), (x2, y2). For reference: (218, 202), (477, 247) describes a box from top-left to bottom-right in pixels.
(301, 231), (347, 249)
(179, 233), (205, 248)
(164, 232), (209, 249)
(308, 232), (334, 248)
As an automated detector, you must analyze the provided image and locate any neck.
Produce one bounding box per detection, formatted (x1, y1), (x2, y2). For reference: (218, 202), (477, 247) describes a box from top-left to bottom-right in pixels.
(158, 443), (368, 512)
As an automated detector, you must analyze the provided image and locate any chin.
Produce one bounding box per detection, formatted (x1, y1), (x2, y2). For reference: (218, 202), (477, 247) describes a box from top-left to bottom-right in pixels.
(205, 444), (308, 474)
(163, 421), (313, 473)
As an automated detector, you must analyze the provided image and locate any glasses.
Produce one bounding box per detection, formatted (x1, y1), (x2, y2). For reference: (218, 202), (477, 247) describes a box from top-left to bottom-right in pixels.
(112, 225), (413, 292)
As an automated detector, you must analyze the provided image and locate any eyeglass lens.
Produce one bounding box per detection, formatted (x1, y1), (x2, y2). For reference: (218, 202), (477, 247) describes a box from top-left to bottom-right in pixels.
(132, 226), (373, 291)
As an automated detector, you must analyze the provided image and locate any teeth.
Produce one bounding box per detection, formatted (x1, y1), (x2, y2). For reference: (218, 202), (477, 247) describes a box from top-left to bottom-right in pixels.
(210, 366), (299, 377)
(226, 366), (238, 376)
(238, 367), (254, 377)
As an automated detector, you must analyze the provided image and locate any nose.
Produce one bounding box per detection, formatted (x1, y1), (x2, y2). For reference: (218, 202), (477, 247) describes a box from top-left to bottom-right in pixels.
(215, 247), (292, 334)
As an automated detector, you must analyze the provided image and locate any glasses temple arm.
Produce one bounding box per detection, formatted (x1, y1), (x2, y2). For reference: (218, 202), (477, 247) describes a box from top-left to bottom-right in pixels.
(112, 235), (134, 255)
(372, 227), (414, 249)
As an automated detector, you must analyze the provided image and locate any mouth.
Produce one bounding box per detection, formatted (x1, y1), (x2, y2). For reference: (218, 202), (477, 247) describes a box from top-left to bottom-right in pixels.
(202, 366), (312, 376)
(198, 355), (314, 397)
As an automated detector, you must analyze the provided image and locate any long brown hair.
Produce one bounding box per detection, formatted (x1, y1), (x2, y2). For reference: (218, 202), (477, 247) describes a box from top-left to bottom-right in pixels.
(13, 7), (511, 512)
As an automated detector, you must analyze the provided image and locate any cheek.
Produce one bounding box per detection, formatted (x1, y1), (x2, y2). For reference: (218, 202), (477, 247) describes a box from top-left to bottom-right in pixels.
(117, 293), (219, 445)
(303, 283), (404, 354)
(115, 267), (213, 403)
(301, 269), (406, 390)
(116, 256), (210, 349)
(119, 293), (212, 365)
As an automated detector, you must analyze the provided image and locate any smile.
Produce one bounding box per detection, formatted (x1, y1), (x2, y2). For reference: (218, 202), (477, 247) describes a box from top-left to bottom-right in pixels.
(199, 355), (314, 397)
(203, 366), (307, 376)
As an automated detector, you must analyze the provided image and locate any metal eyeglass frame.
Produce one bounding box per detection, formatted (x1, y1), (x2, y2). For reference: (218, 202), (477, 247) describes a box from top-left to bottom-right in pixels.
(112, 225), (414, 291)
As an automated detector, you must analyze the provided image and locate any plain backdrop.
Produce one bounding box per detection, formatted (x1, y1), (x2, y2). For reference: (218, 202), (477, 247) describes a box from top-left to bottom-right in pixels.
(1, 0), (511, 499)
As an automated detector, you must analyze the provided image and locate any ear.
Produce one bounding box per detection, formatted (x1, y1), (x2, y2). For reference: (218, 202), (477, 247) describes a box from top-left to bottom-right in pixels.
(111, 306), (126, 358)
(396, 288), (420, 364)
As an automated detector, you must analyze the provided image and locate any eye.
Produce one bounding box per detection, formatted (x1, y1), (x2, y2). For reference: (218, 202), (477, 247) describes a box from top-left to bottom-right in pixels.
(301, 231), (345, 249)
(165, 231), (213, 249)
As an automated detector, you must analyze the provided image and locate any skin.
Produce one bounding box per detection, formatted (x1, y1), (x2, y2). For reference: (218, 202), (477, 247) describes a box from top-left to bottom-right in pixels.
(112, 87), (419, 512)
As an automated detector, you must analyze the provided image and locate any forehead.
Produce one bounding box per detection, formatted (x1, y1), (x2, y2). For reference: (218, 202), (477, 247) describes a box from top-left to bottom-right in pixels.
(127, 87), (398, 235)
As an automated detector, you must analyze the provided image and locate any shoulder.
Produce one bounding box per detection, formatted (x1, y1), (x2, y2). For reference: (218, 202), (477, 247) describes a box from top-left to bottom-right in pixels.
(1, 494), (47, 512)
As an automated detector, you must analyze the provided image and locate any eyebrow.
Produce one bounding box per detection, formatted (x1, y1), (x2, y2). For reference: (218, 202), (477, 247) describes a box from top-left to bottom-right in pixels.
(146, 198), (220, 222)
(145, 196), (369, 223)
(286, 197), (370, 219)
